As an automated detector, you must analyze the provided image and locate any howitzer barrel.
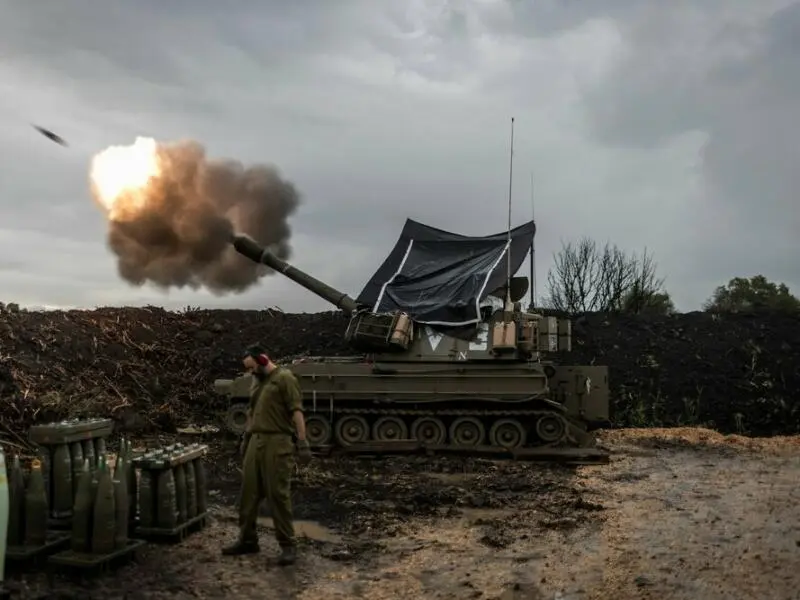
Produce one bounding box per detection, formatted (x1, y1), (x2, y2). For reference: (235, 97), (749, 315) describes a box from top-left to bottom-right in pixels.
(232, 233), (359, 313)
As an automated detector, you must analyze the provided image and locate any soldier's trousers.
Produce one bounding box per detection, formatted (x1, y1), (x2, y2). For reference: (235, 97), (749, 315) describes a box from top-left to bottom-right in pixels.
(238, 432), (296, 548)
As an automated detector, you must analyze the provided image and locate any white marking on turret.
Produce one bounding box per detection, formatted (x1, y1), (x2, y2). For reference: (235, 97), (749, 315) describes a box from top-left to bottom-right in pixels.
(426, 326), (444, 351)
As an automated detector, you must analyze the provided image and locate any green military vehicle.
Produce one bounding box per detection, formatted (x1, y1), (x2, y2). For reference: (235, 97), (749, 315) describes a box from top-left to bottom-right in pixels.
(215, 219), (610, 460)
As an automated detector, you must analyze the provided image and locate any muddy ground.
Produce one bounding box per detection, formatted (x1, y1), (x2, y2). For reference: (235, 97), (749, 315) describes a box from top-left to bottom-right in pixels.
(5, 427), (799, 600)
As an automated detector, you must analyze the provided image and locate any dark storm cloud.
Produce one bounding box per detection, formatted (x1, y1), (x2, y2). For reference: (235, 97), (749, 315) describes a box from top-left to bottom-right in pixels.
(3, 0), (798, 311)
(572, 1), (800, 294)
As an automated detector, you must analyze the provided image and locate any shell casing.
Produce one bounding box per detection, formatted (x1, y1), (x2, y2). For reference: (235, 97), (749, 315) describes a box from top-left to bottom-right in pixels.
(112, 462), (129, 549)
(8, 455), (26, 546)
(156, 469), (178, 529)
(174, 465), (187, 524)
(24, 460), (48, 546)
(185, 460), (197, 519)
(69, 442), (84, 500)
(194, 459), (208, 515)
(51, 444), (73, 518)
(138, 470), (155, 528)
(91, 458), (116, 554)
(71, 459), (93, 552)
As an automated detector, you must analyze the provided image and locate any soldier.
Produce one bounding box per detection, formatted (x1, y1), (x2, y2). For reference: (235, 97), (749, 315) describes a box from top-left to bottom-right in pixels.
(222, 345), (312, 566)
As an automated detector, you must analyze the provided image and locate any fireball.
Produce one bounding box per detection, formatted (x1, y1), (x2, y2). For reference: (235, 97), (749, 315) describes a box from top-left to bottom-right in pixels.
(89, 137), (161, 221)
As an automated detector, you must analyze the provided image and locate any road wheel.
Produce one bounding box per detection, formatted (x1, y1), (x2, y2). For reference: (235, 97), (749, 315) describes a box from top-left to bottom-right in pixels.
(372, 416), (409, 441)
(535, 414), (567, 443)
(410, 417), (447, 445)
(489, 418), (526, 449)
(225, 403), (249, 436)
(305, 414), (332, 446)
(334, 415), (370, 446)
(449, 417), (485, 447)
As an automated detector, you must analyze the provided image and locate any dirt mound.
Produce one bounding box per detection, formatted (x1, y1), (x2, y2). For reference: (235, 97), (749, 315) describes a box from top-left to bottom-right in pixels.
(566, 311), (800, 436)
(0, 307), (798, 437)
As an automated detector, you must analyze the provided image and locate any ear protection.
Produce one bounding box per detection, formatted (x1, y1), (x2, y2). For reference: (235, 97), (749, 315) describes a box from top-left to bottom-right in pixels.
(255, 354), (269, 366)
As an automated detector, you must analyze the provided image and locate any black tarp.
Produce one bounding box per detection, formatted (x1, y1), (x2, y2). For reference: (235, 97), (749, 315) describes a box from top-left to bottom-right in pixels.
(356, 218), (536, 327)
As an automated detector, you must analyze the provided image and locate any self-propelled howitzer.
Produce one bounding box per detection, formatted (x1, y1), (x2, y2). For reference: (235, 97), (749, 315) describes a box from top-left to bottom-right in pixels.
(218, 222), (610, 461)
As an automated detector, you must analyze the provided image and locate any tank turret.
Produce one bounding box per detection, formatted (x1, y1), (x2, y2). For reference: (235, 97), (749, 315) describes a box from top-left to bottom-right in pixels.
(232, 233), (571, 362)
(218, 220), (610, 459)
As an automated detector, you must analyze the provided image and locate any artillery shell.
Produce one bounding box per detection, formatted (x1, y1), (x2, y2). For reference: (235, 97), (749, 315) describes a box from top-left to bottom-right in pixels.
(175, 465), (187, 524)
(124, 440), (137, 524)
(185, 460), (197, 519)
(71, 459), (92, 552)
(194, 459), (208, 515)
(94, 438), (106, 462)
(38, 448), (51, 512)
(24, 458), (48, 546)
(70, 442), (84, 499)
(52, 443), (73, 518)
(8, 455), (26, 546)
(138, 469), (155, 528)
(113, 457), (129, 549)
(0, 448), (8, 581)
(91, 455), (116, 554)
(83, 439), (96, 473)
(156, 468), (178, 529)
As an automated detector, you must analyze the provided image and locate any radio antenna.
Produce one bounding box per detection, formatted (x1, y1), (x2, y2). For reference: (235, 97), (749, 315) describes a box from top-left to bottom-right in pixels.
(530, 171), (536, 310)
(505, 117), (515, 306)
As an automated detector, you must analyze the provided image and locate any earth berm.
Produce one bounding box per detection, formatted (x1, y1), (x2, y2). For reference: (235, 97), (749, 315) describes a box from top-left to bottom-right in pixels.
(1, 306), (797, 437)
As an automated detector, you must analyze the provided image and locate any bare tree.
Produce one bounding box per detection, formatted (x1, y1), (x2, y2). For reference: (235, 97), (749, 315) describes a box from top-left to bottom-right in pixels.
(544, 237), (669, 314)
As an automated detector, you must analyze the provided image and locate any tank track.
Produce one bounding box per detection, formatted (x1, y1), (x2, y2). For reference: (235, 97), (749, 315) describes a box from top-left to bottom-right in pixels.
(224, 403), (607, 463)
(303, 407), (594, 450)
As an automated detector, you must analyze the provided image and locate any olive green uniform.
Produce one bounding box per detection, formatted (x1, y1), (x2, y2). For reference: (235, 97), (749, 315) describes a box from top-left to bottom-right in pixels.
(238, 366), (303, 549)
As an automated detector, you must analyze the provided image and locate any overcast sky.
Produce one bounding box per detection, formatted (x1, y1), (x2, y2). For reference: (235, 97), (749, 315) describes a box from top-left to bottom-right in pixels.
(1, 0), (798, 313)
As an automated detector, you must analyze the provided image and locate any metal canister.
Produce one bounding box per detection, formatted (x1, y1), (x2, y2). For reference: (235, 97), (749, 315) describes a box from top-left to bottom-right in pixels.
(24, 459), (48, 546)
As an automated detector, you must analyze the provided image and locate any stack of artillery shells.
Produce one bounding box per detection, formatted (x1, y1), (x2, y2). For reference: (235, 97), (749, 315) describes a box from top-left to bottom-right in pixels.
(27, 418), (114, 525)
(133, 443), (209, 531)
(5, 455), (49, 548)
(70, 440), (134, 555)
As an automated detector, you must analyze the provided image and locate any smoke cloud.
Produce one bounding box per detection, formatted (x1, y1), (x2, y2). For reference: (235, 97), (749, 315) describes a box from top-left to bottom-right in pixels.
(90, 138), (299, 294)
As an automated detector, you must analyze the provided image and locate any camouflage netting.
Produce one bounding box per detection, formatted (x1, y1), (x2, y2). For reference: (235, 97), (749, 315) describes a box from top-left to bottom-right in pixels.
(0, 305), (798, 437)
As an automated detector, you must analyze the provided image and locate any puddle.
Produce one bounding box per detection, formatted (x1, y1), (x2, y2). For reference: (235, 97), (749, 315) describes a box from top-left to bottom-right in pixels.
(256, 517), (343, 543)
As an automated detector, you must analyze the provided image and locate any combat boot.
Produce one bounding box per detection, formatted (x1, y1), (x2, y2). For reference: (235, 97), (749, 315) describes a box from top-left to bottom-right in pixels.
(221, 539), (260, 556)
(277, 545), (296, 566)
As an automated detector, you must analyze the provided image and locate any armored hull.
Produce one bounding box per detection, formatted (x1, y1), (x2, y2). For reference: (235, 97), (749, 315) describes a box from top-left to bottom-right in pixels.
(219, 357), (608, 451)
